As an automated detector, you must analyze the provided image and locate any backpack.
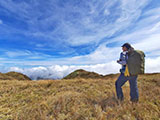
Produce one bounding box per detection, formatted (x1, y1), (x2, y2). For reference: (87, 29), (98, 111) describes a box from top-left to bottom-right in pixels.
(136, 50), (145, 74)
(127, 50), (145, 76)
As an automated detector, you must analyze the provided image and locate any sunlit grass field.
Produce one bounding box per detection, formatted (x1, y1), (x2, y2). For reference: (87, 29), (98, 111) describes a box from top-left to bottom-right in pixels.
(0, 73), (160, 120)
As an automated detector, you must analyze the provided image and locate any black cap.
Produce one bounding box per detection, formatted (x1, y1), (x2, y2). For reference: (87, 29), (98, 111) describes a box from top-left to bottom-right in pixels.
(121, 43), (131, 50)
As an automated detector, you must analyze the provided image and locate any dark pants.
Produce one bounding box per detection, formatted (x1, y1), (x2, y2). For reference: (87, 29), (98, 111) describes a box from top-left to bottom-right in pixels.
(115, 73), (139, 101)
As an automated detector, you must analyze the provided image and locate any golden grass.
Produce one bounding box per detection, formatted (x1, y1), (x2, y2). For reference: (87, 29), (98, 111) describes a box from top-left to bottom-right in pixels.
(4, 72), (31, 81)
(0, 73), (160, 120)
(63, 69), (104, 79)
(0, 72), (31, 81)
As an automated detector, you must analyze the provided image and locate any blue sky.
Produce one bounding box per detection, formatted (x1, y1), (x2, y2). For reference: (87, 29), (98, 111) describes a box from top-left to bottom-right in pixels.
(0, 0), (160, 79)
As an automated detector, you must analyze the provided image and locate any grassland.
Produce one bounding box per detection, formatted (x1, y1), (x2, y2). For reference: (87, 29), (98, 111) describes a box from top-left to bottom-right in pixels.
(0, 73), (160, 120)
(0, 72), (31, 81)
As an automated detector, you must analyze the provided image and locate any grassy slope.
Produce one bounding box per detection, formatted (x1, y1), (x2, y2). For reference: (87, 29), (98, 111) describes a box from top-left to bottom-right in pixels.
(0, 74), (160, 120)
(0, 72), (31, 81)
(4, 72), (31, 81)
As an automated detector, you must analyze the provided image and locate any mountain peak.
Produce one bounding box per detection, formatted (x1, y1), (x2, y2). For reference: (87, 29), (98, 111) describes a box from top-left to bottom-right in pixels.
(63, 69), (104, 79)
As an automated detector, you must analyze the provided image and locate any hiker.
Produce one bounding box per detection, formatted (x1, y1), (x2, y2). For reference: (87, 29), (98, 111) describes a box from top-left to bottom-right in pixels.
(115, 43), (145, 102)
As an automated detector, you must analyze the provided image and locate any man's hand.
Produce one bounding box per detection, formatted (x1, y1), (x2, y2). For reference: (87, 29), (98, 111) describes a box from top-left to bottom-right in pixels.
(117, 60), (121, 63)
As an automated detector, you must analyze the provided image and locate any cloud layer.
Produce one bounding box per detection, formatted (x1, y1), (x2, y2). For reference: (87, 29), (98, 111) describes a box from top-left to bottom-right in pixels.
(6, 61), (119, 80)
(4, 56), (160, 80)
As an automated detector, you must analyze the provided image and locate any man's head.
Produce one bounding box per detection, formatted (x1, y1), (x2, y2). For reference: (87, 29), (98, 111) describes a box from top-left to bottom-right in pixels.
(121, 43), (131, 51)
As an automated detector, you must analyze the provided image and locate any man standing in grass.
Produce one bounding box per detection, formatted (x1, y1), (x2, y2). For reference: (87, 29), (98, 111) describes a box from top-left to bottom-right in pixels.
(115, 43), (145, 102)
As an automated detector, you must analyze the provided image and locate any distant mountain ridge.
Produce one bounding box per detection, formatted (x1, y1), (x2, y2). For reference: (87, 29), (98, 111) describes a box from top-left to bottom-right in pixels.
(0, 71), (31, 81)
(63, 69), (104, 79)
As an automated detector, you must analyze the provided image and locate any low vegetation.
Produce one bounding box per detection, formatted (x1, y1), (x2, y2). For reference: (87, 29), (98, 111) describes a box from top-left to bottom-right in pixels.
(63, 69), (104, 79)
(0, 71), (159, 120)
(0, 72), (31, 81)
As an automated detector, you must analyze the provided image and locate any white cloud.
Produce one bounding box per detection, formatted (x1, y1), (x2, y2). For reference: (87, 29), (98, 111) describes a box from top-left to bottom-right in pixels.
(9, 67), (24, 73)
(0, 0), (151, 46)
(0, 19), (3, 24)
(133, 34), (160, 52)
(145, 57), (160, 73)
(104, 9), (110, 16)
(5, 50), (52, 59)
(6, 50), (32, 57)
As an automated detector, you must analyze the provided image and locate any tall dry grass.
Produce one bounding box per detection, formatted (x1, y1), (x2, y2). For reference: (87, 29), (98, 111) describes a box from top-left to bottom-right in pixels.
(0, 73), (160, 120)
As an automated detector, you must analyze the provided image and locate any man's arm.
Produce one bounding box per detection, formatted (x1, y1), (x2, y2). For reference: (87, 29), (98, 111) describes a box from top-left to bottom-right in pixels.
(117, 52), (127, 65)
(117, 60), (127, 65)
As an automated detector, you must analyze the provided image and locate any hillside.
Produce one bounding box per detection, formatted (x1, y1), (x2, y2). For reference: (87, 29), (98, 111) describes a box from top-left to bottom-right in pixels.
(0, 72), (16, 80)
(63, 69), (104, 79)
(0, 72), (31, 81)
(0, 73), (160, 120)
